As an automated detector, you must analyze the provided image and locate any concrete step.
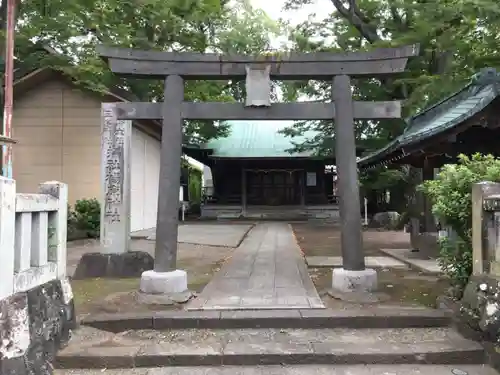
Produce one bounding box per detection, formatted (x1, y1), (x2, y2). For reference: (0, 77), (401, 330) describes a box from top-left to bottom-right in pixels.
(54, 364), (499, 375)
(56, 327), (485, 369)
(80, 307), (452, 332)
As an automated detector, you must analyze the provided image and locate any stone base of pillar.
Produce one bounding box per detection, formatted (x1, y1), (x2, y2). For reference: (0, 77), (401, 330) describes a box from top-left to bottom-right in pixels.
(331, 268), (378, 293)
(329, 268), (385, 303)
(138, 269), (193, 305)
(72, 251), (154, 280)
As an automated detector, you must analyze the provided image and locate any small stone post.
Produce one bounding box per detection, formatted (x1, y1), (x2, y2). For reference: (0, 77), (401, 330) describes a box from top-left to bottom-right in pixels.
(460, 182), (500, 341)
(100, 102), (132, 254)
(471, 182), (500, 275)
(139, 75), (191, 304)
(481, 192), (500, 275)
(40, 181), (68, 278)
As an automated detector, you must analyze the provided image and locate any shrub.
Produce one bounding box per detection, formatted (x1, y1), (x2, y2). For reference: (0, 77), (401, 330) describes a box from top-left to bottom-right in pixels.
(73, 198), (101, 238)
(420, 154), (500, 295)
(188, 168), (202, 204)
(67, 203), (79, 237)
(436, 237), (473, 297)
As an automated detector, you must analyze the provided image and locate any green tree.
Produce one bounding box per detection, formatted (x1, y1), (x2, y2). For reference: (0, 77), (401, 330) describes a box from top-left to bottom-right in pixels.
(279, 0), (500, 214)
(11, 0), (285, 142)
(282, 0), (500, 154)
(420, 154), (500, 293)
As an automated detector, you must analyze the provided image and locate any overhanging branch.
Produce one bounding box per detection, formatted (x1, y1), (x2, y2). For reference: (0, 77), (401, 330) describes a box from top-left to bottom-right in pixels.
(331, 0), (379, 43)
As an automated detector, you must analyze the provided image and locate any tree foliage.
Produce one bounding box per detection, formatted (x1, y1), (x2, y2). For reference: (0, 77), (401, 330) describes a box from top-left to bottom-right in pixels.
(8, 0), (283, 142)
(282, 0), (500, 154)
(422, 154), (500, 243)
(279, 0), (500, 211)
(420, 154), (500, 293)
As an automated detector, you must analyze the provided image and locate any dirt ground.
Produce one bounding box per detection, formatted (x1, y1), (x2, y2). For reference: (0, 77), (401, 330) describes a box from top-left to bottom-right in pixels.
(292, 223), (449, 309)
(69, 240), (235, 316)
(293, 223), (411, 257)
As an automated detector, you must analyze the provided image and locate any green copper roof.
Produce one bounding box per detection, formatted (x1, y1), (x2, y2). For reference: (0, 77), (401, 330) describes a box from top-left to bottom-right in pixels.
(358, 68), (500, 167)
(205, 120), (318, 158)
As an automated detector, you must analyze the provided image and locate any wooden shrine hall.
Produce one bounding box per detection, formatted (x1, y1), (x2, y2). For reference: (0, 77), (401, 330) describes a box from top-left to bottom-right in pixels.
(185, 120), (363, 220)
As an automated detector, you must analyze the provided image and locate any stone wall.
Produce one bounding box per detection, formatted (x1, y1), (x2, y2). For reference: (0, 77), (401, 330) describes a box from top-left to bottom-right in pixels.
(0, 278), (75, 375)
(458, 275), (500, 342)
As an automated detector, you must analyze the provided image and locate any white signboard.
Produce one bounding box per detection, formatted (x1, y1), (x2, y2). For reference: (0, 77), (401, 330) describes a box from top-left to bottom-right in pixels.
(245, 65), (271, 107)
(306, 172), (317, 187)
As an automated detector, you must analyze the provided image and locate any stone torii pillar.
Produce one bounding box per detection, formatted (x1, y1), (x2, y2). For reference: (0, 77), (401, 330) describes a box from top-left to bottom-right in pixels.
(138, 75), (192, 303)
(331, 75), (377, 293)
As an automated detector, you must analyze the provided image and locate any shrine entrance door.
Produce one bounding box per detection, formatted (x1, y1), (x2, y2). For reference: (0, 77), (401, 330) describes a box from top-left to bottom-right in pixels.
(246, 169), (301, 206)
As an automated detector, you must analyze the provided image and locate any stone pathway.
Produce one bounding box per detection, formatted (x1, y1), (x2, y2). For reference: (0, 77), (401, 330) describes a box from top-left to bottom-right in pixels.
(188, 223), (324, 310)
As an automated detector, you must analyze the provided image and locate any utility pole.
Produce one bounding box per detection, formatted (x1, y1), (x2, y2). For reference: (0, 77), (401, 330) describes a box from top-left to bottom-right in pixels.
(1, 0), (15, 178)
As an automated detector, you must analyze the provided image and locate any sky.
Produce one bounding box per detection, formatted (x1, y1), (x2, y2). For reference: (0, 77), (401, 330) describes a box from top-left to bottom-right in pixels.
(189, 0), (334, 172)
(249, 0), (330, 26)
(250, 0), (333, 47)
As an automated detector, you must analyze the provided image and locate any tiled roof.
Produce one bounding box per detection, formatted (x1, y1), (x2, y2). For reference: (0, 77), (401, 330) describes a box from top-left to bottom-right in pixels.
(205, 120), (319, 158)
(358, 67), (500, 167)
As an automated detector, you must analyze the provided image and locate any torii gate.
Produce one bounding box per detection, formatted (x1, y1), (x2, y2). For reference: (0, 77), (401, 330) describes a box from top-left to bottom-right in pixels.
(97, 44), (419, 301)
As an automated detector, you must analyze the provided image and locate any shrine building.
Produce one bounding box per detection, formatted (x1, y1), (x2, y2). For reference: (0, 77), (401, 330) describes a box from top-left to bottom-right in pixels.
(185, 120), (351, 220)
(358, 67), (500, 257)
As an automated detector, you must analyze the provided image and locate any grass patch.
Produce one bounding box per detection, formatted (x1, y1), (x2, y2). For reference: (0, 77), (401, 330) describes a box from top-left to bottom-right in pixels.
(71, 259), (227, 316)
(310, 267), (449, 308)
(293, 223), (447, 308)
(72, 277), (140, 310)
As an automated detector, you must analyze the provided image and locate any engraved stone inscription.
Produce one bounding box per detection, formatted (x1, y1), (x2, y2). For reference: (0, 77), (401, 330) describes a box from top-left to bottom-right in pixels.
(101, 104), (127, 224)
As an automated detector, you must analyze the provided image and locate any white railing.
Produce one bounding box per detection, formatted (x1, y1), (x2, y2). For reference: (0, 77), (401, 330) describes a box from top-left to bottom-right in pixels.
(0, 177), (68, 300)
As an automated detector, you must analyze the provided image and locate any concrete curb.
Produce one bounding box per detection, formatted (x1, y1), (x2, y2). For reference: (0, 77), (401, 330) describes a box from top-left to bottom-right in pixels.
(378, 248), (442, 275)
(80, 308), (452, 332)
(55, 347), (485, 369)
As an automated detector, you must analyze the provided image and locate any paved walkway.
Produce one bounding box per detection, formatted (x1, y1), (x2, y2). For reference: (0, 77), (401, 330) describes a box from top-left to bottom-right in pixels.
(131, 224), (253, 248)
(188, 223), (324, 310)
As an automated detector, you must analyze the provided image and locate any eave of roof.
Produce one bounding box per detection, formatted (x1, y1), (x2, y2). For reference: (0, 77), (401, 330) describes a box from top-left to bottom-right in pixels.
(358, 67), (500, 168)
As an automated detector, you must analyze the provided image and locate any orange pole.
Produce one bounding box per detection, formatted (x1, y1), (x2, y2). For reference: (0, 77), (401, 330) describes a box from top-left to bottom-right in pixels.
(2, 0), (15, 178)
